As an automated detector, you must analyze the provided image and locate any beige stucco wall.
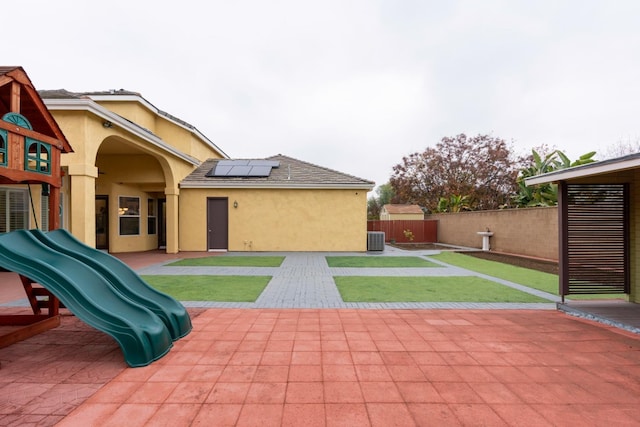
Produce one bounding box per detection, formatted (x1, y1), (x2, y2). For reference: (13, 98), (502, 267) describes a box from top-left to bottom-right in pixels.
(428, 207), (558, 261)
(50, 100), (224, 253)
(179, 187), (369, 252)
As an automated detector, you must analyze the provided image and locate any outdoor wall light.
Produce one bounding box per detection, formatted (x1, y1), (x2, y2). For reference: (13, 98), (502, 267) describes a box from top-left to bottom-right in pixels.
(233, 200), (238, 208)
(102, 121), (113, 128)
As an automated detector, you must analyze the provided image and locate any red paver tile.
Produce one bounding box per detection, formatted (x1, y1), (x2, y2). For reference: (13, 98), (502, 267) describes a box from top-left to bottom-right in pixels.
(375, 340), (406, 351)
(322, 351), (353, 365)
(282, 403), (325, 427)
(419, 364), (465, 382)
(218, 365), (258, 382)
(348, 339), (379, 351)
(468, 382), (523, 404)
(295, 331), (320, 340)
(228, 351), (264, 366)
(449, 403), (506, 426)
(184, 364), (224, 382)
(366, 403), (416, 427)
(245, 382), (287, 404)
(264, 340), (294, 352)
(432, 382), (483, 404)
(260, 351), (292, 365)
(322, 340), (350, 351)
(86, 381), (141, 403)
(254, 365), (289, 382)
(408, 403), (461, 425)
(206, 382), (251, 404)
(165, 381), (214, 403)
(55, 403), (119, 427)
(236, 403), (283, 426)
(324, 381), (364, 403)
(288, 364), (323, 382)
(291, 350), (322, 365)
(410, 351), (447, 365)
(144, 403), (201, 426)
(360, 381), (404, 403)
(293, 340), (322, 352)
(387, 364), (427, 382)
(237, 340), (268, 352)
(505, 382), (562, 404)
(126, 381), (178, 404)
(286, 382), (324, 403)
(147, 364), (193, 382)
(351, 351), (384, 365)
(355, 365), (393, 382)
(396, 381), (443, 403)
(323, 364), (358, 381)
(101, 403), (159, 427)
(322, 331), (347, 340)
(451, 365), (498, 383)
(191, 403), (242, 426)
(483, 366), (531, 383)
(491, 404), (553, 426)
(325, 403), (370, 427)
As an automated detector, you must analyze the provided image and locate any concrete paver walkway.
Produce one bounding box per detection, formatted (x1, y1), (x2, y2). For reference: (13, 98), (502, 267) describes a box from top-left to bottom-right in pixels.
(135, 249), (559, 310)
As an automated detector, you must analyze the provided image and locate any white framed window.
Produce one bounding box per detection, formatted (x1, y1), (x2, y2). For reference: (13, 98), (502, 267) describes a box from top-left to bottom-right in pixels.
(147, 198), (157, 235)
(0, 188), (28, 232)
(118, 196), (140, 235)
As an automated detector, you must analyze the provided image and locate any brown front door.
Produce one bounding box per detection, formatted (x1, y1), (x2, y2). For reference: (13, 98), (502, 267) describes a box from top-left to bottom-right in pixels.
(207, 198), (228, 251)
(95, 196), (108, 250)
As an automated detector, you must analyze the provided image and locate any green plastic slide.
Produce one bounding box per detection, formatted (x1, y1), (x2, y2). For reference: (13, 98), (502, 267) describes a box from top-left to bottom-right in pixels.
(0, 230), (173, 367)
(30, 229), (192, 340)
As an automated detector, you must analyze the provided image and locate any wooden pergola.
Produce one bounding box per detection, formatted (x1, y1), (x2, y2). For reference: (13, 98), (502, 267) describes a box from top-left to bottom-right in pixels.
(0, 66), (73, 346)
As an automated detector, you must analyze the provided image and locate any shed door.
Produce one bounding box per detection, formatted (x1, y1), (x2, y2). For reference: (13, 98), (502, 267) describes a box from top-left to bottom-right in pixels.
(207, 198), (228, 251)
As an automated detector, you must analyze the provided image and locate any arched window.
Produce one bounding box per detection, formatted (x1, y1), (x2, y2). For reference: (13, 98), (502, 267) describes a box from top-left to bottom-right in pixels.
(0, 129), (7, 166)
(25, 138), (51, 174)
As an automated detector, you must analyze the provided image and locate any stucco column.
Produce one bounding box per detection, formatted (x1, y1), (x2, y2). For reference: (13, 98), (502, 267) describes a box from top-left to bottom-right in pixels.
(67, 164), (98, 247)
(165, 187), (179, 254)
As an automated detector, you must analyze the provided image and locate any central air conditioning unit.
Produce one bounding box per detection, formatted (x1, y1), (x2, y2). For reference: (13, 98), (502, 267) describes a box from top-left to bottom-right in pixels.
(367, 231), (385, 251)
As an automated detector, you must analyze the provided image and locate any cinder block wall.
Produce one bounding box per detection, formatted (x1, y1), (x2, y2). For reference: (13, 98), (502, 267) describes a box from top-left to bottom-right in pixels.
(427, 207), (558, 261)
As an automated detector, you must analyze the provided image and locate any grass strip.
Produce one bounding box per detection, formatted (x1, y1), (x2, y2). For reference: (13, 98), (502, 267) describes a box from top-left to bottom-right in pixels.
(326, 256), (438, 268)
(142, 275), (270, 301)
(430, 252), (620, 299)
(335, 276), (549, 302)
(167, 256), (285, 267)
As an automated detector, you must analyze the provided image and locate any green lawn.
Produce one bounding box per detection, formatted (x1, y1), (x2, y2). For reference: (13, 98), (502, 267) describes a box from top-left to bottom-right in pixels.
(430, 252), (621, 300)
(326, 256), (438, 268)
(142, 275), (271, 301)
(167, 256), (285, 267)
(335, 276), (549, 302)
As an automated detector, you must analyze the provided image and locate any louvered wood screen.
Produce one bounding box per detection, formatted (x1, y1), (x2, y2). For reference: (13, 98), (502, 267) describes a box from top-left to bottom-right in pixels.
(563, 184), (629, 295)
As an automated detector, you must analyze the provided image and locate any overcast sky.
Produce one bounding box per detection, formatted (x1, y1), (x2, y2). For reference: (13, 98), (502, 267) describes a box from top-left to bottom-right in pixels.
(4, 1), (640, 191)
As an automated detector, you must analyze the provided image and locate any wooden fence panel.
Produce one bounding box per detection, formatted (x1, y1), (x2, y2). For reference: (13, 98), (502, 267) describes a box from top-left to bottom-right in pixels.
(367, 220), (438, 243)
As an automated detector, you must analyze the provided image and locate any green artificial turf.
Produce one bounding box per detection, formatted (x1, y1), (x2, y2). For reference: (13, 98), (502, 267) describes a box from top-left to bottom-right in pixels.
(429, 252), (621, 299)
(326, 256), (438, 268)
(334, 276), (549, 302)
(167, 256), (285, 267)
(142, 275), (270, 301)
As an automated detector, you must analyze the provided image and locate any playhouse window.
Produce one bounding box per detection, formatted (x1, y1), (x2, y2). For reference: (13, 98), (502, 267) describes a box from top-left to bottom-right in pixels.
(0, 188), (28, 232)
(0, 130), (7, 166)
(118, 196), (140, 235)
(25, 139), (51, 174)
(148, 198), (157, 235)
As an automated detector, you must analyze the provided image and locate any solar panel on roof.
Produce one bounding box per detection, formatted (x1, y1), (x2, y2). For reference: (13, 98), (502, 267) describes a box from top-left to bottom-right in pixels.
(208, 159), (280, 177)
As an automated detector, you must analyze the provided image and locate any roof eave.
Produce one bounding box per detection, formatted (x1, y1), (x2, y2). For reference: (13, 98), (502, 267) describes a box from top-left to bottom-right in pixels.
(180, 182), (375, 190)
(526, 156), (640, 185)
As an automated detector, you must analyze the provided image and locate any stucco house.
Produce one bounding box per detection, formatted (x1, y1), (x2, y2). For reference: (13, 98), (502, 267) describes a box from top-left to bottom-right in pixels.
(179, 155), (374, 252)
(379, 204), (424, 221)
(526, 152), (640, 303)
(7, 84), (375, 253)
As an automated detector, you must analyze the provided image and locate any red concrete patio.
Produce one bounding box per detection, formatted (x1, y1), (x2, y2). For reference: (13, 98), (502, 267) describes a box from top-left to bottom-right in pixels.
(0, 251), (639, 426)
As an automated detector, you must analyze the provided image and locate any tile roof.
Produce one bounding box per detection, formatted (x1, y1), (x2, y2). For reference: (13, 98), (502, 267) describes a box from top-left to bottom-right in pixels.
(181, 154), (375, 189)
(382, 204), (424, 214)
